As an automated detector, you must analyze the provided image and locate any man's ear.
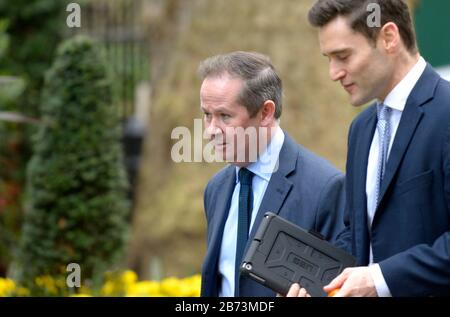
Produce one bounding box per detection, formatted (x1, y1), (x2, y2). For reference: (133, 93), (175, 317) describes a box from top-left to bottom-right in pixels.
(379, 22), (400, 53)
(260, 100), (276, 126)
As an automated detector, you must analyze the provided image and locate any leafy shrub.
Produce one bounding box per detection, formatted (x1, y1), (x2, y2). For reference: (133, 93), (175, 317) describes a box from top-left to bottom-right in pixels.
(16, 35), (130, 295)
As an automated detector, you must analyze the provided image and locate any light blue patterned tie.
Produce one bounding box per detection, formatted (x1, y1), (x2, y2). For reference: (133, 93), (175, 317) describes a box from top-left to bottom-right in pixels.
(375, 103), (392, 207)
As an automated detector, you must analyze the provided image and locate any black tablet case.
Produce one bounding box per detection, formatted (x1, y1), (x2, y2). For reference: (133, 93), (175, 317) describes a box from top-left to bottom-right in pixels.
(240, 212), (356, 297)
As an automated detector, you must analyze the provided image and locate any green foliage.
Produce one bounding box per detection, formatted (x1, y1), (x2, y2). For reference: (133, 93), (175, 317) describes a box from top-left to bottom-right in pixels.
(0, 0), (68, 115)
(0, 77), (26, 106)
(0, 19), (8, 58)
(0, 0), (67, 276)
(17, 35), (130, 294)
(0, 18), (27, 277)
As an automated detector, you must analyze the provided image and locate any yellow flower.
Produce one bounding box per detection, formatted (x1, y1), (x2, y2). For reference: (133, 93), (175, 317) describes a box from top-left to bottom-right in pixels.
(121, 270), (137, 285)
(34, 275), (60, 295)
(126, 281), (160, 297)
(70, 294), (92, 297)
(15, 287), (30, 297)
(79, 286), (91, 295)
(100, 280), (116, 296)
(0, 278), (16, 297)
(160, 277), (182, 296)
(1, 270), (202, 297)
(179, 275), (201, 297)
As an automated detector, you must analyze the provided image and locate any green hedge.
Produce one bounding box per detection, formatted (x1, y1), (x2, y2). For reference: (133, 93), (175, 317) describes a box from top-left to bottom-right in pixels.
(0, 19), (27, 277)
(0, 0), (68, 276)
(0, 0), (69, 114)
(16, 35), (130, 295)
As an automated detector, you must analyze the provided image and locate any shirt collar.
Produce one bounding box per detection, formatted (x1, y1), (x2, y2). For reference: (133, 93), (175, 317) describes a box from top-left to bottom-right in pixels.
(235, 126), (285, 183)
(381, 56), (427, 112)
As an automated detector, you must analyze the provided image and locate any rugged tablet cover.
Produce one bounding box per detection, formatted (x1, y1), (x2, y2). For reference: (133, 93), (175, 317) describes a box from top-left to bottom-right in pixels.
(240, 212), (356, 297)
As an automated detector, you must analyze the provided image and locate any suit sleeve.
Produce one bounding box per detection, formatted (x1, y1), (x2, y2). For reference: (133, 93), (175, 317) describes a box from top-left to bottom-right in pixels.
(204, 180), (211, 220)
(315, 172), (346, 243)
(333, 121), (355, 253)
(379, 233), (450, 296)
(378, 125), (450, 296)
(203, 180), (214, 245)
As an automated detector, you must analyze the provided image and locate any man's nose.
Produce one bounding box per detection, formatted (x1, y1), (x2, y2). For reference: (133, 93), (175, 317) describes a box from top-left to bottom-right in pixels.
(329, 63), (345, 82)
(205, 118), (222, 138)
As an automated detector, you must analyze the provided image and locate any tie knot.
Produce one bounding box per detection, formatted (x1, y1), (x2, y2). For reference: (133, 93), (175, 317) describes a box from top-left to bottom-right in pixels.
(377, 103), (391, 121)
(238, 168), (253, 185)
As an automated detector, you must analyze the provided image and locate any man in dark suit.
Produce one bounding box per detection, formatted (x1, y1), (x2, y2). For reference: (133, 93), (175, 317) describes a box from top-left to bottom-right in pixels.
(288, 0), (450, 297)
(198, 51), (345, 297)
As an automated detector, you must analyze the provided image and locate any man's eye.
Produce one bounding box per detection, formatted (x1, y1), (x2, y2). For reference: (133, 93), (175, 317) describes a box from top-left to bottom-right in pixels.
(204, 113), (212, 119)
(337, 55), (349, 61)
(220, 114), (231, 120)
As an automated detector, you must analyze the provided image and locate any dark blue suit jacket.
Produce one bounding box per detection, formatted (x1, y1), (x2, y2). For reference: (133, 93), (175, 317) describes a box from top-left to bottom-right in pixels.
(201, 133), (345, 297)
(336, 65), (450, 296)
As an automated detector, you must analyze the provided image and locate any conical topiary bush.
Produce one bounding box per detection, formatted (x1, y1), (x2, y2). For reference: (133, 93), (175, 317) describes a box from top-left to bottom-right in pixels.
(16, 35), (130, 295)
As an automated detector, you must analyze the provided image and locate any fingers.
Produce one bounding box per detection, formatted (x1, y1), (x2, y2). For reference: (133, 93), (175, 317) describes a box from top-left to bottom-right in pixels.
(286, 283), (311, 297)
(327, 288), (341, 297)
(298, 287), (308, 297)
(286, 283), (300, 297)
(323, 268), (352, 293)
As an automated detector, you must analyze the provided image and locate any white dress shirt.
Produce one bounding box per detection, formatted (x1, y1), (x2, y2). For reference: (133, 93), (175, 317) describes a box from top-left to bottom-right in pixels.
(366, 56), (427, 297)
(218, 126), (285, 297)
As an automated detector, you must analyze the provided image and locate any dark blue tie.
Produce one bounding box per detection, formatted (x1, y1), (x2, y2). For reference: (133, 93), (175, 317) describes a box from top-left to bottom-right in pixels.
(234, 168), (254, 297)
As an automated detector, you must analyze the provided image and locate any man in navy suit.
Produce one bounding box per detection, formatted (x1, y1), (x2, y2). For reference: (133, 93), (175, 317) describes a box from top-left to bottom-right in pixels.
(288, 0), (450, 297)
(198, 51), (345, 297)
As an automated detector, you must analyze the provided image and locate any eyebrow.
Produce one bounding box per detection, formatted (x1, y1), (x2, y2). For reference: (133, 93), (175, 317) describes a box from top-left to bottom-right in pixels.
(323, 48), (351, 57)
(200, 106), (232, 113)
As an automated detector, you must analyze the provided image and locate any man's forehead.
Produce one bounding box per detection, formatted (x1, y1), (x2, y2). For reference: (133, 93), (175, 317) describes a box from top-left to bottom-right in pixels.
(200, 76), (243, 102)
(202, 75), (242, 90)
(318, 18), (366, 54)
(319, 15), (353, 33)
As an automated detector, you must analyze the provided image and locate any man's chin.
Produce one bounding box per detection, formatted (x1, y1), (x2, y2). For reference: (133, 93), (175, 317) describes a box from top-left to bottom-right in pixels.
(214, 148), (233, 162)
(349, 96), (367, 107)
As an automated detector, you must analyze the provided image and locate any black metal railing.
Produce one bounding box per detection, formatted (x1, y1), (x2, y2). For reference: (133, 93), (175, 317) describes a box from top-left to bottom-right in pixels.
(74, 0), (150, 120)
(73, 0), (151, 205)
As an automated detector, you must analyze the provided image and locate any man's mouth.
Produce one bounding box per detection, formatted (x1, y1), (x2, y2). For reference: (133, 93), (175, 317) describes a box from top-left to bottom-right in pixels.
(343, 83), (355, 93)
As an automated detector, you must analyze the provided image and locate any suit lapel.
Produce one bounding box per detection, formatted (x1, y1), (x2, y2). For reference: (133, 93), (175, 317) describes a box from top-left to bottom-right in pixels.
(248, 173), (293, 240)
(377, 105), (423, 204)
(376, 65), (438, 210)
(354, 109), (377, 265)
(247, 134), (296, 243)
(204, 165), (236, 295)
(208, 166), (236, 255)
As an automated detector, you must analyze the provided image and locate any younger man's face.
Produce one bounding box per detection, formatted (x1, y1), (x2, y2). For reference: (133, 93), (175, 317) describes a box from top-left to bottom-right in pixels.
(319, 16), (393, 106)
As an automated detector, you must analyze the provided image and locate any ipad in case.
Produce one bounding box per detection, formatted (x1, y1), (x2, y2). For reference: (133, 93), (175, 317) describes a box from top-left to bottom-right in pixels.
(240, 212), (356, 297)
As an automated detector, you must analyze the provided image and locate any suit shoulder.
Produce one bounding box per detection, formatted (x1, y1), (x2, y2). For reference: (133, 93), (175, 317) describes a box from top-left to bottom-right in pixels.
(352, 104), (376, 126)
(422, 77), (450, 124)
(435, 78), (450, 104)
(205, 165), (234, 192)
(296, 145), (343, 180)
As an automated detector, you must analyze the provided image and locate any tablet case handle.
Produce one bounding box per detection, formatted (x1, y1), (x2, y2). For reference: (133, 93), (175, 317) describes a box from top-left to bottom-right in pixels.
(307, 229), (325, 240)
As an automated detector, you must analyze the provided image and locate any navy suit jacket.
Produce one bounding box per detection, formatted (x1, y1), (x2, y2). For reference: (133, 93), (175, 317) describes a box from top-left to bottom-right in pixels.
(336, 65), (450, 296)
(201, 132), (345, 297)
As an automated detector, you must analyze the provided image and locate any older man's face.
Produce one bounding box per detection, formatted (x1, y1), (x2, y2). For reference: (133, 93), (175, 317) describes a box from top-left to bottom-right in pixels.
(200, 74), (263, 165)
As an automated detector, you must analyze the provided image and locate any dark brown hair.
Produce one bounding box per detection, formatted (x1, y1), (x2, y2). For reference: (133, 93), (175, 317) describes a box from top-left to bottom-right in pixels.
(198, 51), (283, 119)
(308, 0), (417, 53)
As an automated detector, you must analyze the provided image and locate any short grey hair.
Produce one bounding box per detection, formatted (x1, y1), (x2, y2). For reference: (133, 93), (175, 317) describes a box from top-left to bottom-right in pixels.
(198, 51), (283, 119)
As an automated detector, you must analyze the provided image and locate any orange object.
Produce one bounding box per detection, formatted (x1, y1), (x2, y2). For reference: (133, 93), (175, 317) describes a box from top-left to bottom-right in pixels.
(327, 288), (341, 297)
